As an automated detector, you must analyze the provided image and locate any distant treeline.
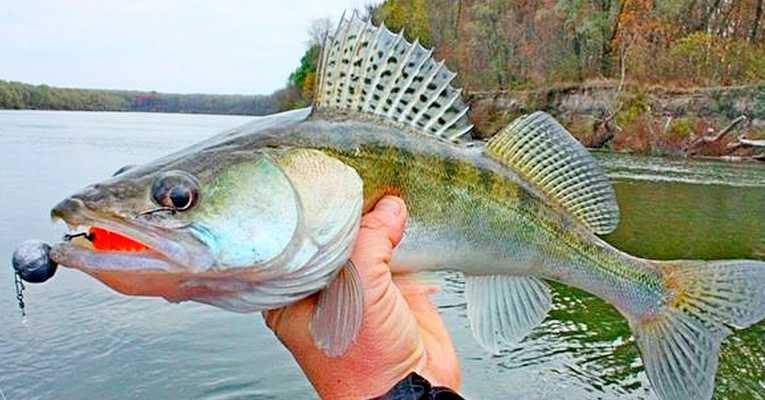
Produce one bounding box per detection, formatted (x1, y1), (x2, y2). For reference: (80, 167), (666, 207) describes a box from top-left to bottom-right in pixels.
(0, 80), (283, 115)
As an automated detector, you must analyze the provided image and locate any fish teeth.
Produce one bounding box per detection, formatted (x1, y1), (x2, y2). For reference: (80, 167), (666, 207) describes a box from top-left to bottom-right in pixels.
(50, 212), (88, 232)
(53, 216), (91, 239)
(71, 224), (89, 233)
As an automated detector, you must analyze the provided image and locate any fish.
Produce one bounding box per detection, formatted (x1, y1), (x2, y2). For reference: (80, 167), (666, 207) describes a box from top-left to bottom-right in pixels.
(44, 14), (765, 400)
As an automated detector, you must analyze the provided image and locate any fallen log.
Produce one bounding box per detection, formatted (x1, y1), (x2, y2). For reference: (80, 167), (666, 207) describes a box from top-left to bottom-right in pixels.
(738, 137), (765, 148)
(694, 115), (748, 145)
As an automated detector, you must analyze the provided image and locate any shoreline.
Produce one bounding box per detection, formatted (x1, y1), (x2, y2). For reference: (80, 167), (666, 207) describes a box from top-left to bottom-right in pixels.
(0, 108), (258, 118)
(3, 105), (763, 163)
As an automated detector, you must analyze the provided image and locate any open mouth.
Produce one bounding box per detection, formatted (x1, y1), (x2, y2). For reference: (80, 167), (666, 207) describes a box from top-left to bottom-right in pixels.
(49, 197), (214, 274)
(51, 221), (216, 300)
(52, 222), (182, 273)
(51, 212), (184, 273)
(69, 226), (150, 252)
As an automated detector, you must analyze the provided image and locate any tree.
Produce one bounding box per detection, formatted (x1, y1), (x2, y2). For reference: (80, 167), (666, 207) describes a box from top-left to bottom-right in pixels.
(307, 18), (333, 47)
(374, 0), (431, 46)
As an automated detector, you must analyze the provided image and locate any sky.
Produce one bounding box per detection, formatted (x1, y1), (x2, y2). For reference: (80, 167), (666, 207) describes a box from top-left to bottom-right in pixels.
(0, 0), (370, 95)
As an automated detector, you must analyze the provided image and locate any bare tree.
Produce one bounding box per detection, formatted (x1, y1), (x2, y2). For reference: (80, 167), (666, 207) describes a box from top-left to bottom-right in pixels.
(360, 2), (379, 21)
(589, 43), (629, 147)
(751, 0), (764, 42)
(307, 18), (333, 47)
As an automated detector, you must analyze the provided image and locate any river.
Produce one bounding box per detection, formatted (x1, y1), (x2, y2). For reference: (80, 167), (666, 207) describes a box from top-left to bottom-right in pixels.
(1, 110), (763, 399)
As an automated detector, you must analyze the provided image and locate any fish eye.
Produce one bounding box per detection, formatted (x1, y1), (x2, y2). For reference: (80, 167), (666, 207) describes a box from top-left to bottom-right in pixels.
(151, 171), (199, 211)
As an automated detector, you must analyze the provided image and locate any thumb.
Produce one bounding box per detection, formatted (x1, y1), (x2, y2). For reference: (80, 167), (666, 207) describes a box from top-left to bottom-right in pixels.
(360, 196), (407, 247)
(352, 196), (407, 289)
(264, 196), (407, 333)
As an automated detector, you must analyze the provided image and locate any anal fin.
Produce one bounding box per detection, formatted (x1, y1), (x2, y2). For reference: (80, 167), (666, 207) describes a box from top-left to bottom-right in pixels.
(465, 275), (552, 354)
(310, 260), (364, 357)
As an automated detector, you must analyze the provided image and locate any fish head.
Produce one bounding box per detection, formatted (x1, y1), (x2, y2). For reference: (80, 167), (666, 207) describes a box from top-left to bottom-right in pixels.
(49, 146), (363, 310)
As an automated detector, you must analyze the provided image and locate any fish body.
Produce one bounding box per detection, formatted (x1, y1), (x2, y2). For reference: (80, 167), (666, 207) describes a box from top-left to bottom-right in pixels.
(42, 15), (765, 400)
(234, 110), (661, 321)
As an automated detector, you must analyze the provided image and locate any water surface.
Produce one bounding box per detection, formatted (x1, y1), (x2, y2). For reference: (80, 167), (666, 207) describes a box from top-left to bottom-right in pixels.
(1, 110), (763, 399)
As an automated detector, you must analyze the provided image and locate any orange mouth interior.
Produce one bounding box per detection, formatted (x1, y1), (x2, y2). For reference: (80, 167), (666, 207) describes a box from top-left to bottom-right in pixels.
(89, 227), (149, 252)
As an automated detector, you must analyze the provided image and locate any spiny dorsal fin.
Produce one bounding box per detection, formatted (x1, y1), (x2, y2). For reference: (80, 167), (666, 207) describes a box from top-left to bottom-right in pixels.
(486, 112), (620, 234)
(314, 13), (473, 143)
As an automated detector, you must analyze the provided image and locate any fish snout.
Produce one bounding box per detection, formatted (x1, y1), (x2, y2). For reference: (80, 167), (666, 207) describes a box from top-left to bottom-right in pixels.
(51, 197), (88, 223)
(77, 183), (109, 205)
(54, 182), (131, 218)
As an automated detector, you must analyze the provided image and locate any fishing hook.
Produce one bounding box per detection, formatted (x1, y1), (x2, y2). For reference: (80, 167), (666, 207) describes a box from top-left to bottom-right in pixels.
(63, 231), (93, 242)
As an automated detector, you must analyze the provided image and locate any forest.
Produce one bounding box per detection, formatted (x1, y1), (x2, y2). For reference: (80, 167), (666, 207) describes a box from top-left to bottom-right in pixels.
(282, 0), (765, 158)
(0, 80), (282, 115)
(4, 1), (765, 157)
(379, 0), (765, 90)
(287, 0), (765, 99)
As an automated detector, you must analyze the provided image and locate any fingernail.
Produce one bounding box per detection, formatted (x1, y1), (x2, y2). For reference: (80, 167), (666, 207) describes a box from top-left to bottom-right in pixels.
(377, 197), (401, 216)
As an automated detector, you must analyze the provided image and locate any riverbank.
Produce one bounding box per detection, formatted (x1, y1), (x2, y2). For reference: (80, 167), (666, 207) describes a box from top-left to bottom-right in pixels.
(3, 78), (764, 161)
(468, 82), (765, 161)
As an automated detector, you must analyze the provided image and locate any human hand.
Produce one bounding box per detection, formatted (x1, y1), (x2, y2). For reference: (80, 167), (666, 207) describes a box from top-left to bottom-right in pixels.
(264, 196), (460, 399)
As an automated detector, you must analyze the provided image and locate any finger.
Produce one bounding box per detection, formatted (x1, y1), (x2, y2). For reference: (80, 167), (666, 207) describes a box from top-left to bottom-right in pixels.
(393, 274), (439, 297)
(390, 274), (444, 342)
(262, 296), (315, 339)
(359, 196), (407, 247)
(352, 195), (407, 298)
(353, 195), (406, 269)
(268, 196), (407, 336)
(402, 292), (461, 389)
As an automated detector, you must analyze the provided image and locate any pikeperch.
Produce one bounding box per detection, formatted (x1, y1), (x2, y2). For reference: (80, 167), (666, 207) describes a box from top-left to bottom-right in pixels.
(41, 15), (765, 400)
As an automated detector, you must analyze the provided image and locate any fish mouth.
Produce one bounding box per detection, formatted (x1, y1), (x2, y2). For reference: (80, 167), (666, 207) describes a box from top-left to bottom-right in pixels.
(49, 198), (214, 275)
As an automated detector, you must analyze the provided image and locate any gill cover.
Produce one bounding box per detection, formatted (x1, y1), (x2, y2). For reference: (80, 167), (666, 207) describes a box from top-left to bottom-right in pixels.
(190, 157), (301, 269)
(188, 149), (364, 313)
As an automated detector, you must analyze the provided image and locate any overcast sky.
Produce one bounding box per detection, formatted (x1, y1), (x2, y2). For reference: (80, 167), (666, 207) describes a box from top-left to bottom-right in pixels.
(0, 1), (371, 95)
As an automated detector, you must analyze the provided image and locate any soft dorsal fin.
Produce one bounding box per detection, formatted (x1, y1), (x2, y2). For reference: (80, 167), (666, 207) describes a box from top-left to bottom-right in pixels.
(486, 112), (620, 234)
(314, 13), (473, 143)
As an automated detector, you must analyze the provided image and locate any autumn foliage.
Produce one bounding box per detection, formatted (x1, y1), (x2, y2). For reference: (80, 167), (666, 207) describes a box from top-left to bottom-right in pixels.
(281, 0), (765, 157)
(365, 0), (765, 91)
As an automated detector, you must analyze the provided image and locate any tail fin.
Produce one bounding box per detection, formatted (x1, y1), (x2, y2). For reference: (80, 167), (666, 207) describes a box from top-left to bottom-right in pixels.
(630, 260), (765, 400)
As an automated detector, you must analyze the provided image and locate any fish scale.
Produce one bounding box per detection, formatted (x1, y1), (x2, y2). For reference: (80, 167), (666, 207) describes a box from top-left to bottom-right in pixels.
(300, 123), (660, 309)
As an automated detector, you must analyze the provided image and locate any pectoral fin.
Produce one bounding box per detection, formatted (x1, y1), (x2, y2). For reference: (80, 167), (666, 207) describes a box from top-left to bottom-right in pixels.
(310, 260), (364, 357)
(465, 275), (552, 354)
